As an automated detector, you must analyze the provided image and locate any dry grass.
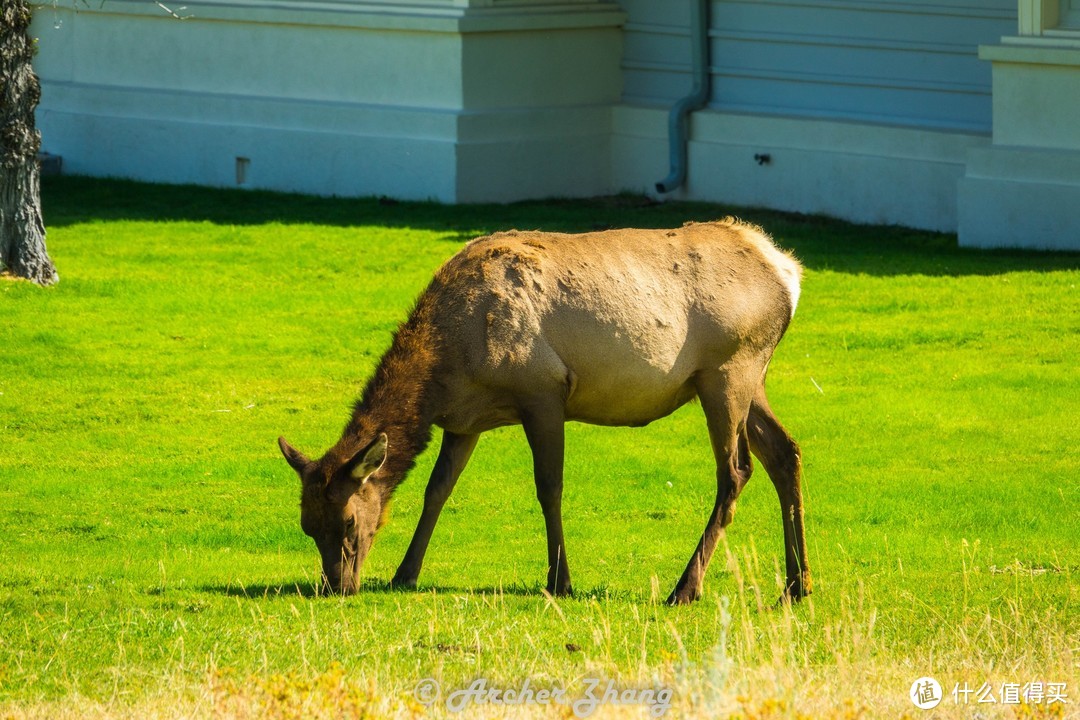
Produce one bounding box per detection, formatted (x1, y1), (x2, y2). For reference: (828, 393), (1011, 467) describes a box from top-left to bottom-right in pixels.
(4, 546), (1075, 720)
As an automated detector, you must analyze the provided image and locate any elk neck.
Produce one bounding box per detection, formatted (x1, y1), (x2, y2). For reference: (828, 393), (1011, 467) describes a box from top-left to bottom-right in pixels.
(335, 294), (447, 492)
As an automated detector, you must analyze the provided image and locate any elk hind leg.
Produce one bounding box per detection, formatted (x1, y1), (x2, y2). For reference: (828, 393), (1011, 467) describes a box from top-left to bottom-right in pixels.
(748, 384), (811, 602)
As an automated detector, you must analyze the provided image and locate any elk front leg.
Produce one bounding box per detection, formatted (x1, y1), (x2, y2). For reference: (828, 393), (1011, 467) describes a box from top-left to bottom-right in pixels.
(391, 430), (479, 589)
(668, 368), (756, 605)
(521, 403), (572, 597)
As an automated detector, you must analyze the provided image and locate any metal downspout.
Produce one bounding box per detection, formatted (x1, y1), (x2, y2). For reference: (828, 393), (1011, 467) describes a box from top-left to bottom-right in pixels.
(656, 0), (710, 194)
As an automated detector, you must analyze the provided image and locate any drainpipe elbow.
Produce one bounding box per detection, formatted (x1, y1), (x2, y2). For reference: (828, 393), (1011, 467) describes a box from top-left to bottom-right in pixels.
(655, 0), (711, 195)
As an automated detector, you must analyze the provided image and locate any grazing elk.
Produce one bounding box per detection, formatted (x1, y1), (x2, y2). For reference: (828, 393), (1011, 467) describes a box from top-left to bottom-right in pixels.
(278, 219), (811, 605)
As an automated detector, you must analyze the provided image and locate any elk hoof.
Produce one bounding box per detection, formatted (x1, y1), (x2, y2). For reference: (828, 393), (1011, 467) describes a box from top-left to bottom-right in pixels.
(390, 575), (418, 590)
(775, 577), (812, 607)
(545, 583), (573, 598)
(774, 592), (800, 609)
(666, 585), (701, 606)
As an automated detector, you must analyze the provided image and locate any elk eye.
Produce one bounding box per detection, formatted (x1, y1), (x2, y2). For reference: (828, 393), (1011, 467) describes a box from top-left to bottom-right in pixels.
(345, 515), (356, 531)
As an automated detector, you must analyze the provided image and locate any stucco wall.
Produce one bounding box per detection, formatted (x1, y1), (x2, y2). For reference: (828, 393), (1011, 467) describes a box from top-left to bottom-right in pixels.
(32, 0), (624, 202)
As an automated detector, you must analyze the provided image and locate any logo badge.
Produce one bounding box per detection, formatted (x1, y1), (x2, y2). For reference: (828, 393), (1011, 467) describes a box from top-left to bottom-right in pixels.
(910, 677), (943, 710)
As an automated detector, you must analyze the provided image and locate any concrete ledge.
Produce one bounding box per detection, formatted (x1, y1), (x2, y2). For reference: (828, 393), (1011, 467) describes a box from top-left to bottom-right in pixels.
(77, 0), (626, 33)
(40, 108), (459, 200)
(983, 40), (1080, 65)
(612, 105), (987, 232)
(41, 82), (461, 138)
(958, 145), (1080, 249)
(37, 81), (461, 199)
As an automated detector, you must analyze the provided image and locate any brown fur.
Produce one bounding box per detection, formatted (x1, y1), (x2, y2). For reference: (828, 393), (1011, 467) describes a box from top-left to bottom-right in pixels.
(279, 219), (812, 603)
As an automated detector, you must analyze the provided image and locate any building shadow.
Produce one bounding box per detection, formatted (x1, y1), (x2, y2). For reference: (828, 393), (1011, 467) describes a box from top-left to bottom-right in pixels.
(42, 175), (1079, 278)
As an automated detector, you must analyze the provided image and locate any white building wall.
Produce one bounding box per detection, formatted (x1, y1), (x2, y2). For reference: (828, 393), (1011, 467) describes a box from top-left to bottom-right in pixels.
(33, 0), (624, 203)
(621, 0), (1015, 131)
(613, 0), (1018, 232)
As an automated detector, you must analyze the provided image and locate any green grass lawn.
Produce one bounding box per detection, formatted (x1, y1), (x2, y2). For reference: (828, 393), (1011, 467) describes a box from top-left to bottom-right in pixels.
(2, 177), (1078, 719)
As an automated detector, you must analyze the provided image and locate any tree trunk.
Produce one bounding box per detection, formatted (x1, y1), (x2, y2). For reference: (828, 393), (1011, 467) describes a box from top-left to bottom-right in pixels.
(1, 0), (58, 286)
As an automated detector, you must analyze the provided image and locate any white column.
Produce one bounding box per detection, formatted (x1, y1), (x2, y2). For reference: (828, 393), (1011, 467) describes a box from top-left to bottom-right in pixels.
(957, 0), (1080, 249)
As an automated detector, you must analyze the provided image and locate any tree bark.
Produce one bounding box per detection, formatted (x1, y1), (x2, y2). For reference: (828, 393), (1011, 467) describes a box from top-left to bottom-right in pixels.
(1, 0), (58, 286)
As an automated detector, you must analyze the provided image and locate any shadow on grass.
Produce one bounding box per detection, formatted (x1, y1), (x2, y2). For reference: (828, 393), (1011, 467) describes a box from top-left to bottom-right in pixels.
(200, 578), (643, 603)
(202, 580), (326, 599)
(42, 175), (1080, 278)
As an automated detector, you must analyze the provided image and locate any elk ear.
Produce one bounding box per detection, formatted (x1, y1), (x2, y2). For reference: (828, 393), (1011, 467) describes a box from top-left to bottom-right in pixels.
(278, 436), (311, 474)
(326, 434), (389, 504)
(347, 433), (388, 484)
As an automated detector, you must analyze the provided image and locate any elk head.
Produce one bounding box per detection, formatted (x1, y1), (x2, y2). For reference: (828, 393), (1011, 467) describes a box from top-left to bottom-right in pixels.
(277, 433), (388, 595)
